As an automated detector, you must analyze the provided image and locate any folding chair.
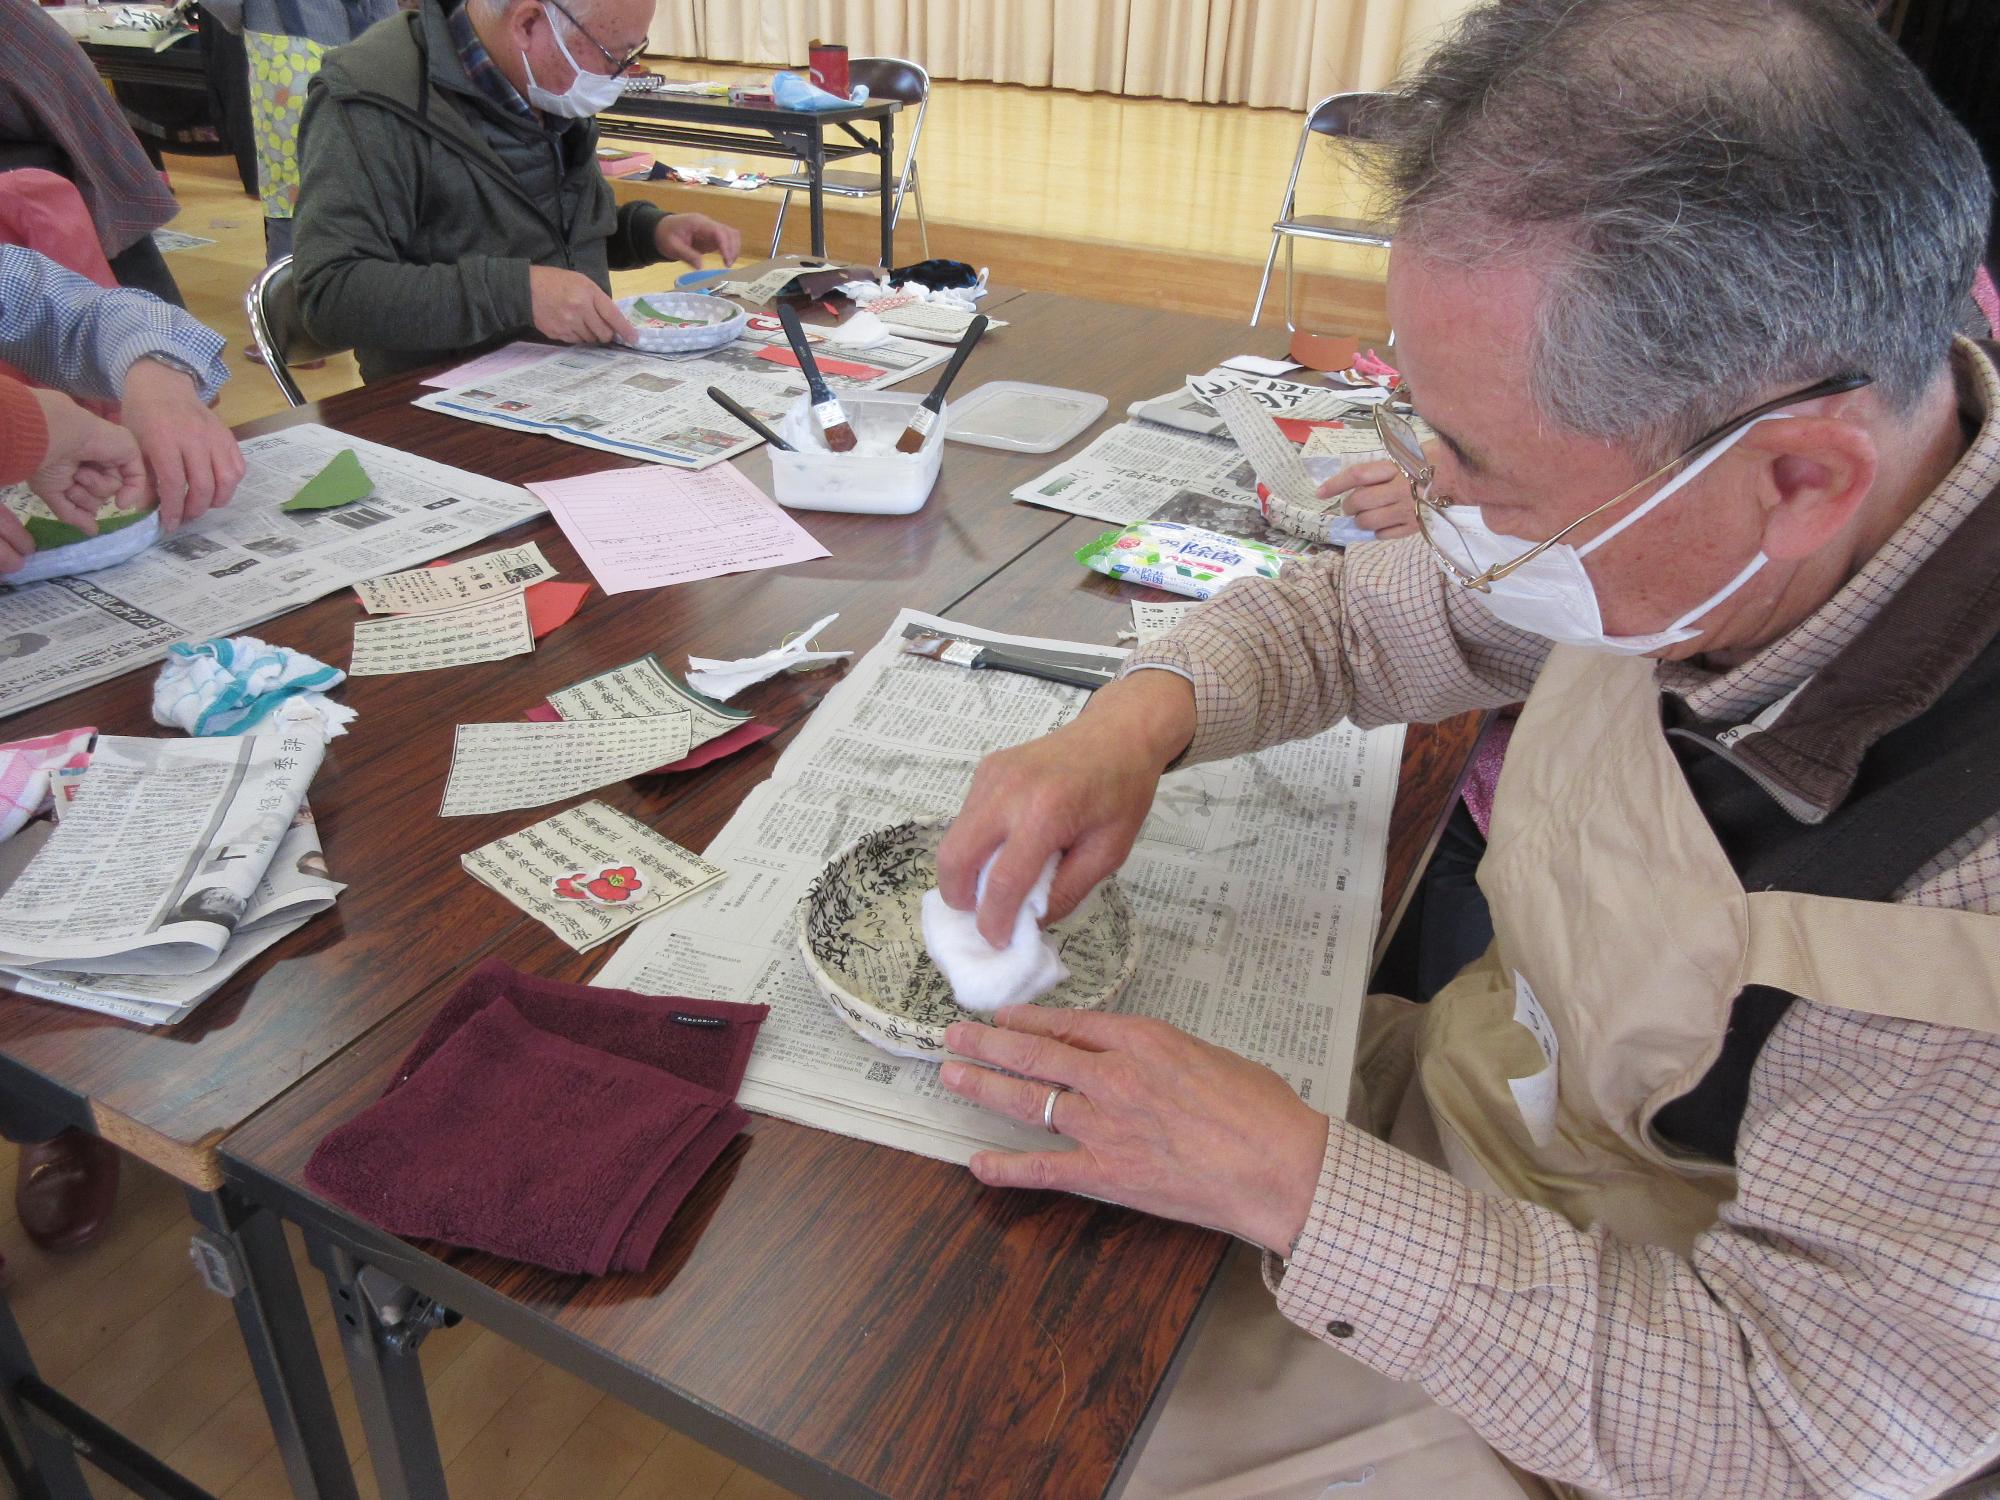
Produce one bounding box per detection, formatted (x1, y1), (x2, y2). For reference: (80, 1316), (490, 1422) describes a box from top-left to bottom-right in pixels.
(768, 57), (931, 263)
(244, 254), (348, 408)
(1250, 92), (1395, 330)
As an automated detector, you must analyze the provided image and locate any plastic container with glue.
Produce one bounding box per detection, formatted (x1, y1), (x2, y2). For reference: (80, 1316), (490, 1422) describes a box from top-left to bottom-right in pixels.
(770, 389), (946, 514)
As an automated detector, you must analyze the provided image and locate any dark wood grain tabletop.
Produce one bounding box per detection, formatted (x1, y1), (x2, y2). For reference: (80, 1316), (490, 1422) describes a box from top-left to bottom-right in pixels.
(1, 288), (1477, 1498)
(0, 290), (1332, 1189)
(212, 313), (1480, 1499)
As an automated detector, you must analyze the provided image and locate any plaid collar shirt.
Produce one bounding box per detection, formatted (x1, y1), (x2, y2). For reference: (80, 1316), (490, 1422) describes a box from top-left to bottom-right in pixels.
(1126, 337), (2000, 1496)
(444, 1), (535, 121)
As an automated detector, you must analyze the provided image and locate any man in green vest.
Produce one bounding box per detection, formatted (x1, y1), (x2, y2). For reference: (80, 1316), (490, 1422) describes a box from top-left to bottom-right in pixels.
(938, 1), (2000, 1495)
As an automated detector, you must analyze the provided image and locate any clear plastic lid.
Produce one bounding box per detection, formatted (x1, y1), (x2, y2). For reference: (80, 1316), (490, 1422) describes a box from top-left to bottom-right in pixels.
(944, 381), (1108, 453)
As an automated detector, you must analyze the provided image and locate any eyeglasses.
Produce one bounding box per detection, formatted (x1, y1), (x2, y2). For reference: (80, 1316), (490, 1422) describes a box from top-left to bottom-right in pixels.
(1372, 372), (1874, 591)
(539, 0), (646, 75)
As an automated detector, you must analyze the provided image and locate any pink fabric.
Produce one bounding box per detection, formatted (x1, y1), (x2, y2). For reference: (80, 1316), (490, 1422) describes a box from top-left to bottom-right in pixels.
(1458, 711), (1515, 838)
(0, 726), (93, 841)
(1974, 266), (2000, 338)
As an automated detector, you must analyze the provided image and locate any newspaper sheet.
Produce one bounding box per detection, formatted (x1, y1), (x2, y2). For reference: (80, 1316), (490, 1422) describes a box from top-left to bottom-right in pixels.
(354, 542), (556, 614)
(596, 609), (1405, 1164)
(1128, 368), (1387, 438)
(347, 591), (534, 676)
(0, 712), (334, 977)
(1010, 421), (1260, 526)
(1130, 600), (1199, 642)
(462, 800), (726, 952)
(548, 655), (748, 745)
(413, 325), (950, 469)
(439, 716), (695, 816)
(0, 424), (545, 721)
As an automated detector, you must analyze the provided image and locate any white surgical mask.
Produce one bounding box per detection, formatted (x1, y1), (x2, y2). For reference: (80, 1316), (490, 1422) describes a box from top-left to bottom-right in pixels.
(1437, 415), (1785, 655)
(522, 12), (622, 118)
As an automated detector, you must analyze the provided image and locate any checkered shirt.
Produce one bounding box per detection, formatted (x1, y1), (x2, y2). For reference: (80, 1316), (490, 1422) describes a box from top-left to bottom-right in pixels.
(0, 244), (227, 403)
(1128, 338), (2000, 1497)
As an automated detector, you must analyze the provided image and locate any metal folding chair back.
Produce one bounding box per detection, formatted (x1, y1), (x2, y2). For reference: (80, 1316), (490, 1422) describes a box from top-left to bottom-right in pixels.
(245, 255), (348, 408)
(768, 56), (931, 264)
(1250, 91), (1396, 330)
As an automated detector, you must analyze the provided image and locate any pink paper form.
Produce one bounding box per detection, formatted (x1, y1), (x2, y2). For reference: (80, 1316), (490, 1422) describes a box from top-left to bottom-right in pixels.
(525, 464), (830, 595)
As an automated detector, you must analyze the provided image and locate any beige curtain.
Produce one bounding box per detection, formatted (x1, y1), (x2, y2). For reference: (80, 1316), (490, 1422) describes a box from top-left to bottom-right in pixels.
(647, 0), (1480, 107)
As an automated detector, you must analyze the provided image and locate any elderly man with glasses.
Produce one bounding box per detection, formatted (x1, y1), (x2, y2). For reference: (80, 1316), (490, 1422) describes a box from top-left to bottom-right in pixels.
(290, 0), (738, 382)
(936, 1), (2000, 1496)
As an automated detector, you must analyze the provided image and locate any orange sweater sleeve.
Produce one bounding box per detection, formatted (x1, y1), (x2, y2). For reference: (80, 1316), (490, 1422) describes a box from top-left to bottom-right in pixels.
(0, 376), (49, 487)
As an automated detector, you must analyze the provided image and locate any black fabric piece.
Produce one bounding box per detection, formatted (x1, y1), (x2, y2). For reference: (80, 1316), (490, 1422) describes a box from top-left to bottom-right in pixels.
(890, 258), (978, 291)
(1652, 627), (2000, 1164)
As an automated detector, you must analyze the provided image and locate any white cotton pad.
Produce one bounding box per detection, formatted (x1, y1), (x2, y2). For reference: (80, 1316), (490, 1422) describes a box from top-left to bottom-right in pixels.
(920, 852), (1069, 1013)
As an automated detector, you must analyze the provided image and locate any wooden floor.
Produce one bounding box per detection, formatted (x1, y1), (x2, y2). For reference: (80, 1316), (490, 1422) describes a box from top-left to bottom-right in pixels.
(0, 1139), (797, 1500)
(9, 67), (1392, 1500)
(176, 59), (1388, 429)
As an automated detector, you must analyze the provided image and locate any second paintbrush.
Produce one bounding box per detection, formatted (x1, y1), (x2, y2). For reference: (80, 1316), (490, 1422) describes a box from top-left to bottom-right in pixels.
(775, 301), (858, 453)
(895, 314), (990, 453)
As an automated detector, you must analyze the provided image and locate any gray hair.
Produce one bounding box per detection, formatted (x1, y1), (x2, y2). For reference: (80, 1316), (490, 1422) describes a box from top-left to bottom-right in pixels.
(1366, 0), (1992, 464)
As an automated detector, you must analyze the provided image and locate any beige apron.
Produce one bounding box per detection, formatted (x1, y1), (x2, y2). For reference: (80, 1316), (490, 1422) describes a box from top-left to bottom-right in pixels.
(1133, 646), (2000, 1500)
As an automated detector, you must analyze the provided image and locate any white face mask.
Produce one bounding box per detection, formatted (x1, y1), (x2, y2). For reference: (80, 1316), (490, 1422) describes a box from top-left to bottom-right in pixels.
(522, 10), (623, 119)
(1436, 415), (1786, 656)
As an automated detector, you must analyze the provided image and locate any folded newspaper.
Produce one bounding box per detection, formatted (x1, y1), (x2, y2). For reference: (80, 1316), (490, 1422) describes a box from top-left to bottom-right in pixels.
(0, 702), (342, 1024)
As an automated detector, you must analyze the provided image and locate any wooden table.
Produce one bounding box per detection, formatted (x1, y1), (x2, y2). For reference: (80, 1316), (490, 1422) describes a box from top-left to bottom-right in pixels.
(598, 93), (901, 263)
(0, 290), (1479, 1500)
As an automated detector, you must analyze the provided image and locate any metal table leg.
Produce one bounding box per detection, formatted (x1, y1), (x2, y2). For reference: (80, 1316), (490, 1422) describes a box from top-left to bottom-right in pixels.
(185, 1187), (362, 1500)
(807, 122), (829, 259)
(0, 1283), (92, 1500)
(306, 1230), (450, 1500)
(877, 111), (897, 268)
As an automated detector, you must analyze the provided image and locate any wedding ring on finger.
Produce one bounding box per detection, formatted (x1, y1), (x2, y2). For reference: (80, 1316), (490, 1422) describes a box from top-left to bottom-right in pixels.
(1043, 1085), (1068, 1135)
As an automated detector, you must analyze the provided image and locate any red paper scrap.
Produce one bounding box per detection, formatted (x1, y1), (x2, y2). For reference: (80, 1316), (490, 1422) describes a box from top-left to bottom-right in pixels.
(1274, 417), (1352, 445)
(525, 581), (591, 639)
(755, 346), (887, 383)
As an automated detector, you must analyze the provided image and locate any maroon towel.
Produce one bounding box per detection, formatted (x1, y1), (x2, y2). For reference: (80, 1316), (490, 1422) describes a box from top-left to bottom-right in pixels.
(305, 962), (769, 1276)
(391, 959), (766, 1098)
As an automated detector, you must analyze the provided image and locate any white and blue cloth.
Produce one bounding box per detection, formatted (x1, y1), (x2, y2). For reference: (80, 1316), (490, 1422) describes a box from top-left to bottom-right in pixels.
(153, 635), (356, 739)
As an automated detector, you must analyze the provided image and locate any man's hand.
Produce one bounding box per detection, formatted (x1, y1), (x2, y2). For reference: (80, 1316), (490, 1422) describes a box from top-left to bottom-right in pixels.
(654, 212), (741, 269)
(937, 670), (1196, 946)
(120, 358), (245, 531)
(941, 1006), (1332, 1255)
(528, 265), (638, 345)
(1319, 458), (1417, 539)
(21, 386), (145, 531)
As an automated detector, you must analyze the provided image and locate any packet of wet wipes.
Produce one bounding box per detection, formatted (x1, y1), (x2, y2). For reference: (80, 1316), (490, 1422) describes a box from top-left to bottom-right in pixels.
(1075, 520), (1292, 600)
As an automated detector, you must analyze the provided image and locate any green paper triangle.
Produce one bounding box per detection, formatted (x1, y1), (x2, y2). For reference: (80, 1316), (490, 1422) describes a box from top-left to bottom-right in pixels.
(24, 502), (155, 551)
(282, 449), (374, 512)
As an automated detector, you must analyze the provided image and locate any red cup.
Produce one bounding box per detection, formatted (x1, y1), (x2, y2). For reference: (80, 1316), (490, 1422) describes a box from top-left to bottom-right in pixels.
(808, 41), (850, 99)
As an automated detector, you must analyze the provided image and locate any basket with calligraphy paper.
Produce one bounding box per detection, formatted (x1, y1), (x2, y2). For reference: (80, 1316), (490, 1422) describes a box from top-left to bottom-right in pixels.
(797, 818), (1140, 1058)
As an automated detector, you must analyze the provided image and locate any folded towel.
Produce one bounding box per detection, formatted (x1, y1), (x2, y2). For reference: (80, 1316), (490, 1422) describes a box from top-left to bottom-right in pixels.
(919, 851), (1069, 1013)
(153, 634), (355, 739)
(305, 961), (768, 1276)
(307, 998), (720, 1275)
(391, 959), (765, 1098)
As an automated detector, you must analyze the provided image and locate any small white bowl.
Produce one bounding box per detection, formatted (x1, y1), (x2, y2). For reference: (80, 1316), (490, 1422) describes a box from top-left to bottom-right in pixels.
(797, 818), (1140, 1058)
(613, 291), (749, 355)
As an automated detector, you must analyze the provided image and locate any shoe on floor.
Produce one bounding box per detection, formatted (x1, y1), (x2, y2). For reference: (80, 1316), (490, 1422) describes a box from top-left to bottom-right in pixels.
(16, 1131), (120, 1253)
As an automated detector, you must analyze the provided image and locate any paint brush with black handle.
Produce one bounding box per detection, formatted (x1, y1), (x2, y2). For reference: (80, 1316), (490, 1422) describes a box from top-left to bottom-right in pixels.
(896, 313), (989, 453)
(776, 302), (857, 452)
(706, 386), (793, 451)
